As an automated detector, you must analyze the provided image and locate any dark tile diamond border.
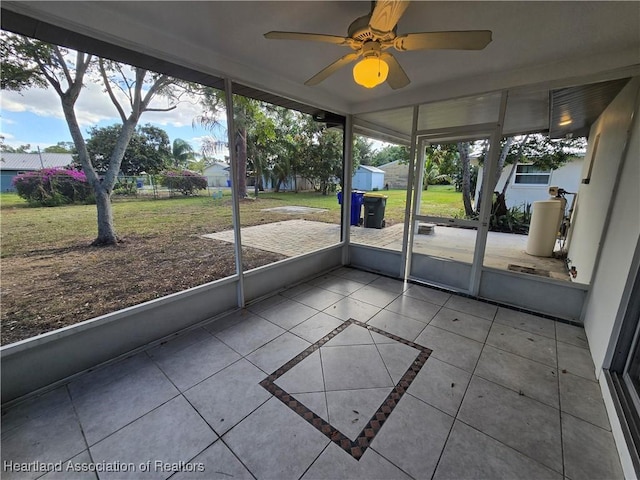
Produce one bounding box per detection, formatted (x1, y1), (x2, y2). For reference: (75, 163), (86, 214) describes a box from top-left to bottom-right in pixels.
(259, 318), (432, 460)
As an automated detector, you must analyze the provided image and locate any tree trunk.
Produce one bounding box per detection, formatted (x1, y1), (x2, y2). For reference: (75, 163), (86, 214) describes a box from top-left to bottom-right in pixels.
(501, 134), (530, 195)
(60, 96), (120, 246)
(494, 137), (514, 191)
(457, 142), (474, 217)
(89, 119), (136, 245)
(92, 183), (118, 245)
(236, 129), (247, 198)
(501, 161), (519, 196)
(477, 137), (514, 214)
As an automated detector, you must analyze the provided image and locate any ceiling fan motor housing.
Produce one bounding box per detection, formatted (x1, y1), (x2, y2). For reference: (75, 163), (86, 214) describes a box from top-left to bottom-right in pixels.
(348, 14), (374, 41)
(348, 13), (397, 44)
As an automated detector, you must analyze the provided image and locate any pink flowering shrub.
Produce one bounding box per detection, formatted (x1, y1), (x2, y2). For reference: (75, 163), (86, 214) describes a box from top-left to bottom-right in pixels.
(160, 170), (207, 196)
(13, 168), (93, 206)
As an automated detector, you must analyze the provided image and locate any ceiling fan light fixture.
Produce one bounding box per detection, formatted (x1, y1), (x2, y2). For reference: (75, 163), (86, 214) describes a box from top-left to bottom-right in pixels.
(353, 55), (389, 88)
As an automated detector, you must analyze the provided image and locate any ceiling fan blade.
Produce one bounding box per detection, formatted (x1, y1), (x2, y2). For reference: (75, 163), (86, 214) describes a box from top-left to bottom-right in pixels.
(264, 31), (350, 46)
(305, 52), (361, 86)
(394, 30), (492, 51)
(369, 0), (410, 34)
(381, 53), (410, 90)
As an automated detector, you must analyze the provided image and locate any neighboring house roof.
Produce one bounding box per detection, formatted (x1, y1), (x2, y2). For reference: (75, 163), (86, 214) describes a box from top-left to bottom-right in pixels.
(358, 165), (385, 174)
(203, 162), (229, 173)
(0, 153), (74, 171)
(378, 160), (403, 169)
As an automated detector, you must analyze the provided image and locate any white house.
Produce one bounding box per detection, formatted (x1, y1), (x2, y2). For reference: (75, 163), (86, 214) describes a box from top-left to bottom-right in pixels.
(474, 156), (584, 212)
(352, 164), (385, 191)
(203, 162), (229, 187)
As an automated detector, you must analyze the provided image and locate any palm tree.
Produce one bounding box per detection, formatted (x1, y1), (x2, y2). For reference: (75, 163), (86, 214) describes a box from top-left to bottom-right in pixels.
(196, 88), (265, 198)
(171, 138), (195, 169)
(271, 156), (292, 192)
(423, 155), (450, 190)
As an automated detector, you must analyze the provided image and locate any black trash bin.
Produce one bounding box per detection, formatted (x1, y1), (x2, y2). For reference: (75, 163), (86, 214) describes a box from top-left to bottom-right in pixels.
(363, 193), (387, 228)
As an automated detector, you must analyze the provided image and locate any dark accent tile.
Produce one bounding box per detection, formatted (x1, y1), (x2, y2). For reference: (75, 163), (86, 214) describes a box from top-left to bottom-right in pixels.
(260, 318), (431, 460)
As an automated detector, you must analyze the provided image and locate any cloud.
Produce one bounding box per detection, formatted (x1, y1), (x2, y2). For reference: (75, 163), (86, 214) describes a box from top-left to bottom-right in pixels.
(0, 78), (225, 130)
(1, 83), (119, 126)
(2, 88), (63, 118)
(144, 95), (204, 128)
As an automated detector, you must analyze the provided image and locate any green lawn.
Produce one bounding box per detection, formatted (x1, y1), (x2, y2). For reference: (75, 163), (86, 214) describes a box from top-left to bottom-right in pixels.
(0, 185), (463, 343)
(256, 185), (464, 219)
(0, 185), (463, 257)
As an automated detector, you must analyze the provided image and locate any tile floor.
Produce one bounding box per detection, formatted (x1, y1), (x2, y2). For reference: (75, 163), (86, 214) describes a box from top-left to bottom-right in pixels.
(1, 267), (624, 480)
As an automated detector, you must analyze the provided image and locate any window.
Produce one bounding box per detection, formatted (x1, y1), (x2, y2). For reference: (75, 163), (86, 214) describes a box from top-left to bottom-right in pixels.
(514, 164), (551, 185)
(608, 264), (640, 474)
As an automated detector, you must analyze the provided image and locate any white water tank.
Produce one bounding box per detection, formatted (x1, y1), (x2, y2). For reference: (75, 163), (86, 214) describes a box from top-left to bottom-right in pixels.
(526, 199), (564, 257)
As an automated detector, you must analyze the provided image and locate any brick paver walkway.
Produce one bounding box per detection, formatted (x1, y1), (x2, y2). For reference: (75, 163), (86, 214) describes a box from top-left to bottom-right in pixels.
(203, 220), (407, 257)
(203, 220), (343, 257)
(202, 219), (569, 280)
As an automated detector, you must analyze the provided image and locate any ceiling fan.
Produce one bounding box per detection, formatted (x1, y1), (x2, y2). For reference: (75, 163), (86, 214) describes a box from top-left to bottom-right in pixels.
(264, 0), (492, 90)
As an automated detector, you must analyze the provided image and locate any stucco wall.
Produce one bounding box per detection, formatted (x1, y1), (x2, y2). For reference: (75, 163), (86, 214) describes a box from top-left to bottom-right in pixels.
(567, 79), (639, 286)
(576, 78), (640, 375)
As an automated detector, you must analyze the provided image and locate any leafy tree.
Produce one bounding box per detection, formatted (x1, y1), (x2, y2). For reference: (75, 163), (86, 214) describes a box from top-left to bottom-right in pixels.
(371, 144), (410, 166)
(266, 109), (301, 192)
(200, 138), (228, 161)
(171, 138), (195, 169)
(186, 156), (209, 174)
(353, 136), (374, 167)
(0, 38), (48, 91)
(1, 31), (183, 245)
(1, 143), (33, 153)
(296, 118), (345, 195)
(423, 144), (456, 190)
(84, 124), (171, 176)
(246, 106), (277, 196)
(44, 141), (75, 153)
(427, 144), (458, 179)
(196, 89), (266, 198)
(423, 156), (450, 190)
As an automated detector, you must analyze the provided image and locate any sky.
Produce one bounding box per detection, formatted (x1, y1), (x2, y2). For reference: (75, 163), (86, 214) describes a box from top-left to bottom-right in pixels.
(0, 75), (230, 159)
(0, 59), (389, 161)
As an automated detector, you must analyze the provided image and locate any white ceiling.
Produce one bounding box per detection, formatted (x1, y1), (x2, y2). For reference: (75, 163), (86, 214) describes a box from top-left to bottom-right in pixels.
(3, 1), (640, 141)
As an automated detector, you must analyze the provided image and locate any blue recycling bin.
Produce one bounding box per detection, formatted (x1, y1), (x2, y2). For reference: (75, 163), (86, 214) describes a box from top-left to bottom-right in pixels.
(337, 191), (365, 226)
